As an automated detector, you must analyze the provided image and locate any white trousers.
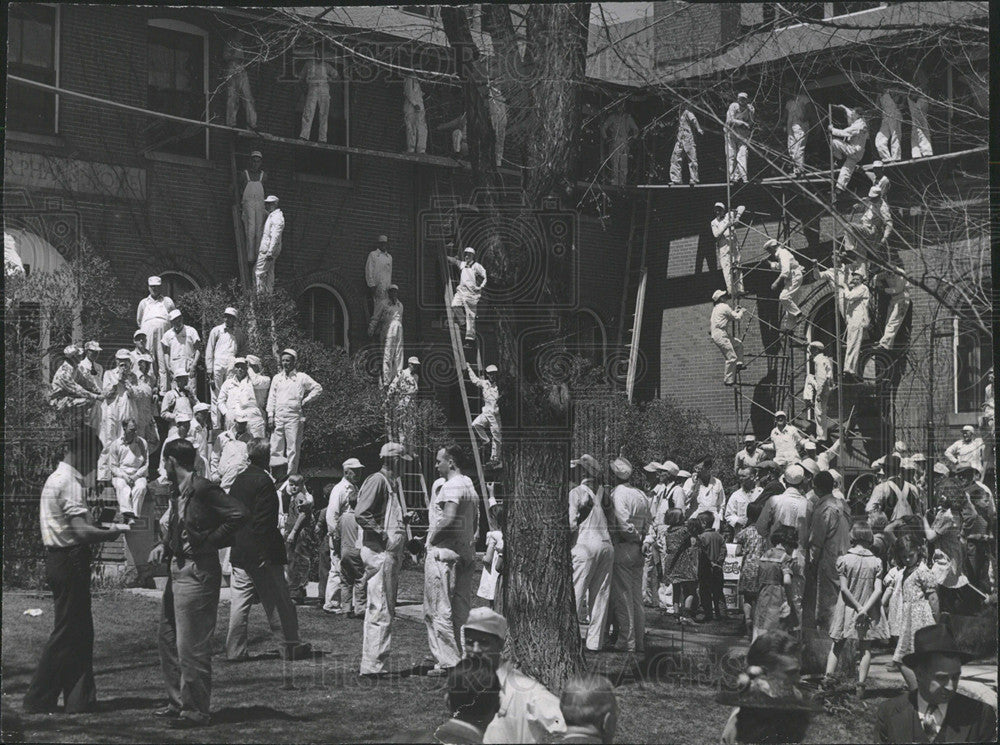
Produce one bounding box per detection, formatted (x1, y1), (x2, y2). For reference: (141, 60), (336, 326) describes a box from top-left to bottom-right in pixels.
(112, 476), (148, 515)
(911, 127), (932, 158)
(360, 544), (402, 675)
(451, 286), (480, 340)
(226, 70), (257, 128)
(472, 409), (501, 461)
(300, 88), (331, 142)
(670, 136), (698, 184)
(875, 124), (901, 162)
(141, 319), (171, 390)
(844, 319), (867, 374)
(779, 269), (804, 331)
(423, 548), (475, 669)
(254, 253), (274, 294)
(610, 542), (645, 652)
(787, 122), (806, 173)
(572, 542), (613, 651)
(609, 146), (629, 185)
(403, 104), (427, 153)
(813, 388), (830, 440)
(382, 319), (404, 387)
(831, 140), (863, 191)
(878, 296), (910, 348)
(719, 246), (742, 296)
(711, 329), (743, 385)
(270, 411), (304, 475)
(726, 132), (749, 183)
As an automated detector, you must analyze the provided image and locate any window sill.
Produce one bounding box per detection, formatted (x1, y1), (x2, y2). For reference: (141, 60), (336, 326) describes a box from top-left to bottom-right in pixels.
(144, 150), (213, 169)
(294, 173), (353, 188)
(5, 130), (64, 148)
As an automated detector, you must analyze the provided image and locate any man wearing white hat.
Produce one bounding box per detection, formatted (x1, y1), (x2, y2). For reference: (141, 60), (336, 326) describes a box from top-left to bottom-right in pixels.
(136, 276), (176, 389)
(106, 418), (149, 523)
(683, 456), (726, 529)
(846, 185), (893, 260)
(365, 235), (393, 321)
(608, 457), (651, 654)
(78, 341), (106, 434)
(161, 309), (201, 395)
(803, 341), (834, 439)
(644, 460), (681, 602)
(48, 346), (97, 414)
(98, 350), (139, 479)
(323, 457), (363, 613)
(205, 307), (247, 397)
(710, 288), (746, 386)
(255, 195), (284, 293)
(448, 246), (487, 342)
(355, 442), (412, 676)
(756, 464), (809, 543)
(128, 329), (151, 378)
(944, 425), (984, 476)
(217, 358), (266, 437)
(843, 269), (871, 375)
(569, 454), (614, 652)
(368, 283), (404, 386)
(461, 607), (566, 744)
(132, 354), (159, 449)
(734, 435), (763, 473)
(386, 356), (420, 445)
(828, 104), (869, 193)
(725, 468), (761, 532)
(767, 410), (804, 467)
(160, 368), (198, 440)
(864, 455), (917, 521)
(156, 415), (206, 481)
(711, 203), (746, 297)
(763, 239), (803, 333)
(725, 92), (755, 183)
(245, 355), (271, 422)
(424, 445), (479, 674)
(267, 349), (323, 476)
(210, 413), (252, 491)
(466, 363), (502, 468)
(241, 151), (266, 265)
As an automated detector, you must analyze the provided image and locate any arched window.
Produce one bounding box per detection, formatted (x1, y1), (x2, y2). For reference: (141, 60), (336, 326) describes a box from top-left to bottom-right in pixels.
(297, 284), (348, 351)
(567, 308), (607, 366)
(159, 270), (198, 301)
(147, 19), (209, 159)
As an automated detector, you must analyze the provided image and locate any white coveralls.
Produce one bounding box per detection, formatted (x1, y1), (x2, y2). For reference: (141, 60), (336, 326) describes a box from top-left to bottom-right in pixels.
(241, 170), (265, 263)
(843, 283), (871, 375)
(107, 435), (149, 516)
(908, 95), (933, 158)
(803, 353), (834, 439)
(875, 92), (902, 162)
(365, 248), (393, 323)
(299, 59), (338, 142)
(386, 368), (418, 445)
(669, 109), (702, 184)
(267, 370), (323, 475)
(205, 323), (245, 395)
(846, 194), (892, 262)
(710, 301), (745, 385)
(830, 114), (869, 191)
(224, 43), (257, 128)
(468, 368), (501, 462)
(216, 376), (266, 438)
(98, 368), (137, 481)
(424, 474), (478, 670)
(132, 372), (160, 448)
(944, 437), (985, 475)
(772, 246), (804, 332)
(878, 273), (911, 349)
(769, 425), (805, 467)
(450, 258), (487, 341)
(786, 94), (809, 175)
(255, 207), (284, 293)
(609, 484), (651, 653)
(323, 477), (356, 611)
(403, 76), (427, 153)
(725, 101), (755, 183)
(160, 324), (200, 395)
(569, 482), (614, 652)
(601, 112), (638, 185)
(369, 299), (404, 386)
(712, 207), (745, 296)
(136, 294), (176, 390)
(160, 385), (196, 440)
(489, 87), (508, 167)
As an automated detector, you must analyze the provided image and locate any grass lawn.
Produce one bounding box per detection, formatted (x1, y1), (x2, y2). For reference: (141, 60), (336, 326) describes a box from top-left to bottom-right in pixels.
(2, 568), (888, 743)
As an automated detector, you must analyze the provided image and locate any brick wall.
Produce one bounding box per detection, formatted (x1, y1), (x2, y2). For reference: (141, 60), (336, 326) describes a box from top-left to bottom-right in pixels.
(653, 2), (742, 66)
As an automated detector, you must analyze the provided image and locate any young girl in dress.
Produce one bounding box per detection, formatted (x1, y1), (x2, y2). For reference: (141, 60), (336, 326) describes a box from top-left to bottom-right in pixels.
(477, 504), (505, 612)
(734, 500), (768, 639)
(822, 521), (889, 698)
(891, 533), (938, 691)
(663, 513), (701, 624)
(753, 525), (798, 640)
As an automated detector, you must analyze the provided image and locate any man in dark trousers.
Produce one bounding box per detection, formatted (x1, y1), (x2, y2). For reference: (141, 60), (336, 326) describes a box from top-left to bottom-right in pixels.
(875, 624), (996, 743)
(225, 438), (311, 661)
(23, 426), (129, 714)
(149, 438), (247, 728)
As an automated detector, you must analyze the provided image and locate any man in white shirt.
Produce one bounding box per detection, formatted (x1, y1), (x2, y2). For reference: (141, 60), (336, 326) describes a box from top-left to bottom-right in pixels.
(467, 363), (502, 468)
(725, 92), (755, 183)
(569, 454), (614, 652)
(829, 104), (869, 192)
(255, 196), (284, 293)
(804, 341), (834, 439)
(210, 414), (253, 491)
(266, 349), (323, 476)
(448, 246), (487, 343)
(683, 456), (726, 529)
(725, 468), (761, 534)
(160, 309), (201, 395)
(763, 238), (803, 333)
(136, 276), (176, 389)
(944, 425), (984, 477)
(609, 458), (651, 654)
(365, 235), (393, 321)
(205, 307), (247, 398)
(424, 445), (479, 674)
(711, 203), (746, 297)
(768, 410), (804, 467)
(322, 457), (363, 613)
(843, 270), (871, 376)
(709, 289), (746, 386)
(734, 435), (763, 473)
(107, 419), (149, 523)
(756, 464), (809, 541)
(216, 358), (266, 438)
(246, 355), (271, 424)
(160, 369), (198, 440)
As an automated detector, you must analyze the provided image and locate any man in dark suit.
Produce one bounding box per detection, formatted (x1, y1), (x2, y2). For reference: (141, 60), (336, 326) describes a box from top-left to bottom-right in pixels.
(149, 438), (247, 729)
(875, 624), (996, 743)
(225, 438), (311, 661)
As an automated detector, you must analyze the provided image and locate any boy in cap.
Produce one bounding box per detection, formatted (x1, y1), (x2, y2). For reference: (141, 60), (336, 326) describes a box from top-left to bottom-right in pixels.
(448, 246), (487, 343)
(136, 276), (176, 388)
(129, 330), (151, 377)
(710, 289), (746, 385)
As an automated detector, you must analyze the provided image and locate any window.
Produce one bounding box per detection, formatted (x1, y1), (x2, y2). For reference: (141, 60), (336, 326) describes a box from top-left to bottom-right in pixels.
(8, 4), (58, 134)
(159, 271), (198, 301)
(297, 285), (348, 350)
(147, 20), (208, 159)
(567, 309), (607, 367)
(953, 318), (991, 413)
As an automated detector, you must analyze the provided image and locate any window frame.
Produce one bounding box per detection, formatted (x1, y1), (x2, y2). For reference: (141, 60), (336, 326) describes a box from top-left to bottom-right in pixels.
(147, 18), (210, 160)
(158, 269), (200, 302)
(567, 307), (608, 366)
(952, 316), (990, 414)
(7, 3), (61, 136)
(298, 283), (350, 352)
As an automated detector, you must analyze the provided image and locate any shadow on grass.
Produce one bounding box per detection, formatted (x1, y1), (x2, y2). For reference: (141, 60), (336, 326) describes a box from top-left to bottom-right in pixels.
(210, 705), (309, 724)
